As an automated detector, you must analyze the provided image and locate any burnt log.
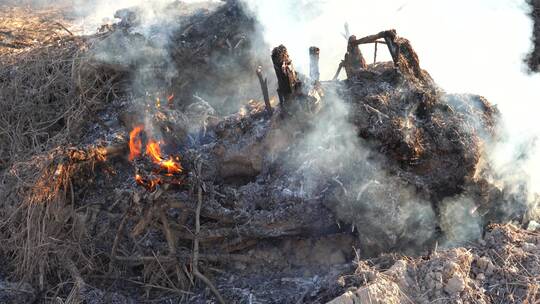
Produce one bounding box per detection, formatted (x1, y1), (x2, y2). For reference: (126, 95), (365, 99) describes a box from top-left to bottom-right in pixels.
(309, 46), (320, 82)
(344, 35), (368, 78)
(271, 45), (301, 114)
(527, 0), (540, 72)
(351, 29), (427, 81)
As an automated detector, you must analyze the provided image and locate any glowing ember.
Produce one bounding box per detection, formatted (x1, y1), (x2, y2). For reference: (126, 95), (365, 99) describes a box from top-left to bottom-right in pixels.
(167, 94), (174, 107)
(135, 174), (161, 190)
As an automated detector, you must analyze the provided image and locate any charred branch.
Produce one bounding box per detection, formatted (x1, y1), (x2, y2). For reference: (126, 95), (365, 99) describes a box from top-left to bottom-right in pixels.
(271, 45), (301, 114)
(333, 61), (344, 81)
(256, 66), (273, 115)
(193, 161), (225, 304)
(343, 35), (368, 78)
(348, 29), (427, 81)
(527, 0), (540, 72)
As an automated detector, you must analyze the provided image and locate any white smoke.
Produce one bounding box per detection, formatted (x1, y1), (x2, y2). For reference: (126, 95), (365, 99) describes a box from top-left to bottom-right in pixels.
(70, 0), (221, 34)
(241, 0), (540, 215)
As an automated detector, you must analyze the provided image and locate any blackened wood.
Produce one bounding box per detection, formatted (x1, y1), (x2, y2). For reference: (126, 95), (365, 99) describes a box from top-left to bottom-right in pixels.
(333, 61), (344, 81)
(344, 35), (368, 78)
(374, 41), (378, 64)
(351, 30), (400, 67)
(271, 45), (300, 111)
(309, 46), (320, 82)
(256, 66), (272, 115)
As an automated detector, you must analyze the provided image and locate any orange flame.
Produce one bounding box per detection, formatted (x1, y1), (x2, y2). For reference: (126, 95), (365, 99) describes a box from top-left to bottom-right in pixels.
(146, 139), (163, 163)
(129, 125), (183, 190)
(129, 125), (144, 161)
(145, 139), (183, 175)
(162, 157), (183, 175)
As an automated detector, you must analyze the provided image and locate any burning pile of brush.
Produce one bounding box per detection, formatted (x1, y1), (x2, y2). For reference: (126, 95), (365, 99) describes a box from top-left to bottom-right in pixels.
(129, 124), (185, 191)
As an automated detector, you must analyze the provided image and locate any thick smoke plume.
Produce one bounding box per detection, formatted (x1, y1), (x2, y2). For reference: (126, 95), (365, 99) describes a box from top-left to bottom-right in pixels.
(241, 0), (540, 241)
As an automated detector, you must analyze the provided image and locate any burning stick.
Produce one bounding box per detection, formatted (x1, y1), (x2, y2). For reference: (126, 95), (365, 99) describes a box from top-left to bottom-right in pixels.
(256, 66), (273, 115)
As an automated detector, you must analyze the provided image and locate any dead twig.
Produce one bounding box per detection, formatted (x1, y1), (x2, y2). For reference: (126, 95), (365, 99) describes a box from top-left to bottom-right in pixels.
(193, 160), (226, 304)
(55, 22), (74, 36)
(256, 66), (272, 115)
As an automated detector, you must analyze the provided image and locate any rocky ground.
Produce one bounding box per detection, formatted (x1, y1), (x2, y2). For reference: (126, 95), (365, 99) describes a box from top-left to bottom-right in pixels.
(0, 1), (538, 304)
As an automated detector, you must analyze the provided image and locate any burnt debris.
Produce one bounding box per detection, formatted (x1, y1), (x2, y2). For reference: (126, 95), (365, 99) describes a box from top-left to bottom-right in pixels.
(527, 0), (540, 72)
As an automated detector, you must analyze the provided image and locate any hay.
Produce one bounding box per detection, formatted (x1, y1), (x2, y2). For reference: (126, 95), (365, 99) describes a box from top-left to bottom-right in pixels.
(0, 6), (128, 296)
(0, 6), (125, 171)
(0, 6), (73, 57)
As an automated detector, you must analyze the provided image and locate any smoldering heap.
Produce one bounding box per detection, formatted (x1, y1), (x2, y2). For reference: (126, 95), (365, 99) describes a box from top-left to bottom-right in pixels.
(0, 1), (538, 304)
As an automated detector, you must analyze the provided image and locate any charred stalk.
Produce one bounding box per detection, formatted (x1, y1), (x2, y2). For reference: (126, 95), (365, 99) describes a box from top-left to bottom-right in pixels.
(271, 45), (301, 114)
(343, 35), (368, 78)
(309, 46), (320, 83)
(256, 66), (273, 115)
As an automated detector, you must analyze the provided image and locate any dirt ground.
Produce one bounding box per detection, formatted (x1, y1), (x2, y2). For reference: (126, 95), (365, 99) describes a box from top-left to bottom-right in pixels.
(0, 2), (538, 304)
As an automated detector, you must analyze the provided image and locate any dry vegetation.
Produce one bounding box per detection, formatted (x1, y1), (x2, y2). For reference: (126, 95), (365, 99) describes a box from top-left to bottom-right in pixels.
(0, 5), (127, 302)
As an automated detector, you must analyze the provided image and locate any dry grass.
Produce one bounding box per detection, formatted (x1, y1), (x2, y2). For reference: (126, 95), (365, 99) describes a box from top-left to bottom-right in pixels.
(0, 42), (124, 172)
(0, 6), (74, 57)
(0, 5), (126, 170)
(1, 147), (97, 287)
(0, 5), (127, 296)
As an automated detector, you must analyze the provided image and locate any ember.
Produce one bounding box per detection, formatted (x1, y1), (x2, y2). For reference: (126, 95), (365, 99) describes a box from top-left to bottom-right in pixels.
(167, 94), (175, 107)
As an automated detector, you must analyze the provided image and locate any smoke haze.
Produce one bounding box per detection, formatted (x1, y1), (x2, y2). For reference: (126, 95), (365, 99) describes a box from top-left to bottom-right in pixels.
(241, 0), (540, 217)
(5, 0), (537, 243)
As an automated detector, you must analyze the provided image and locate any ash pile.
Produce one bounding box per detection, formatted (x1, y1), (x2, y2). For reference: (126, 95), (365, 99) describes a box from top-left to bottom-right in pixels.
(0, 1), (538, 304)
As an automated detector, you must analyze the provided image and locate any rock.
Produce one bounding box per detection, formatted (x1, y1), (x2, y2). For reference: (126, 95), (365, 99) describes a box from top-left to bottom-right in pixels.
(443, 261), (461, 279)
(327, 278), (404, 304)
(476, 256), (493, 272)
(485, 261), (496, 275)
(444, 274), (466, 294)
(388, 260), (411, 288)
(527, 220), (540, 231)
(522, 242), (537, 253)
(476, 273), (486, 281)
